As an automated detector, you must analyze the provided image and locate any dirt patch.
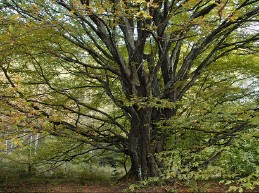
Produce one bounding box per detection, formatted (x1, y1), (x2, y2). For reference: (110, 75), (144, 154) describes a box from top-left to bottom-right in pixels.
(1, 182), (258, 192)
(1, 184), (111, 193)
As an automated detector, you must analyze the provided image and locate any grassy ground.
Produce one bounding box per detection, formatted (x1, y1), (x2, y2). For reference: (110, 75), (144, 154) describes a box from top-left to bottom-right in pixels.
(0, 162), (258, 193)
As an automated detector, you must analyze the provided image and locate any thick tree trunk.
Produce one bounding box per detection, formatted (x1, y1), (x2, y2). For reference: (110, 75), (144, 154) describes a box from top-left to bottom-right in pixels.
(125, 107), (162, 180)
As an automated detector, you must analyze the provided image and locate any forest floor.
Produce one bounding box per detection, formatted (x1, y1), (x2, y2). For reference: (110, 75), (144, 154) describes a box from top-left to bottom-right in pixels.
(1, 181), (258, 193)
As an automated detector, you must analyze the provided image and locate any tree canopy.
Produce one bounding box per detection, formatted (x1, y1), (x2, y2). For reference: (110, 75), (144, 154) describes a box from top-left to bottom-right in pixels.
(0, 0), (258, 183)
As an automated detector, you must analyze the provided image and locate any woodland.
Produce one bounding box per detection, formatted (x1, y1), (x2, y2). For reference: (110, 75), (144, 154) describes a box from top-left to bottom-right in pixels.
(0, 0), (258, 192)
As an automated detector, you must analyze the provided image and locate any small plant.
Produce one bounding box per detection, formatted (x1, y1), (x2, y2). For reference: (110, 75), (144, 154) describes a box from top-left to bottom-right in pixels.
(185, 179), (210, 193)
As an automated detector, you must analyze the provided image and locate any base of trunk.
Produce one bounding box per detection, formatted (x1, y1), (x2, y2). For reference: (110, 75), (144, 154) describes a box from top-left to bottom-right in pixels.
(118, 167), (139, 182)
(119, 154), (163, 182)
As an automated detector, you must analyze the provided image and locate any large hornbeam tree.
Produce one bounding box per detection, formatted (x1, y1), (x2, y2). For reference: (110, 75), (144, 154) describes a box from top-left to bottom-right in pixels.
(0, 0), (258, 180)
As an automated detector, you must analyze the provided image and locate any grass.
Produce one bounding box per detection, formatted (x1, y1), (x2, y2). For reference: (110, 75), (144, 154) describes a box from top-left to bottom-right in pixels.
(0, 160), (125, 188)
(1, 160), (258, 193)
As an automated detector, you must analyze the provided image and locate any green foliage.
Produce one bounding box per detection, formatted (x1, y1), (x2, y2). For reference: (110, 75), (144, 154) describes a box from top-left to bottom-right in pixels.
(151, 53), (259, 191)
(0, 133), (127, 188)
(0, 0), (258, 187)
(218, 134), (259, 192)
(0, 155), (123, 187)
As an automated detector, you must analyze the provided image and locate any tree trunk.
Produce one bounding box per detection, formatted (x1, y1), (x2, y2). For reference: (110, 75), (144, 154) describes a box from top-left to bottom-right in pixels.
(125, 107), (162, 180)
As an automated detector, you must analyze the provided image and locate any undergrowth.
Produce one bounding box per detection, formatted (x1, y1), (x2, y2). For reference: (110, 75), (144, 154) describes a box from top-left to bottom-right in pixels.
(0, 160), (124, 187)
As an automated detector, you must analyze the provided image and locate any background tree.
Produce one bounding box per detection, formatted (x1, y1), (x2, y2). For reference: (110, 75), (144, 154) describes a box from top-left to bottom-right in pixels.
(0, 0), (258, 180)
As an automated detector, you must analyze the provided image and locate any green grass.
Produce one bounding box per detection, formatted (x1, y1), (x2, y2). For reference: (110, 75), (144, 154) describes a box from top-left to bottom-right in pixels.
(0, 160), (125, 188)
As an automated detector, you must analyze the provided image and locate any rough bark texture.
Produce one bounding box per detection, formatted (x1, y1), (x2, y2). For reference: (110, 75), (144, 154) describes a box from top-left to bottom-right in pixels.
(127, 108), (160, 180)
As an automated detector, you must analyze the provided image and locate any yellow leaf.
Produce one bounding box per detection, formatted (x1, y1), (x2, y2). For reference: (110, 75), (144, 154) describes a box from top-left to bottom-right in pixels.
(69, 10), (75, 15)
(8, 25), (14, 33)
